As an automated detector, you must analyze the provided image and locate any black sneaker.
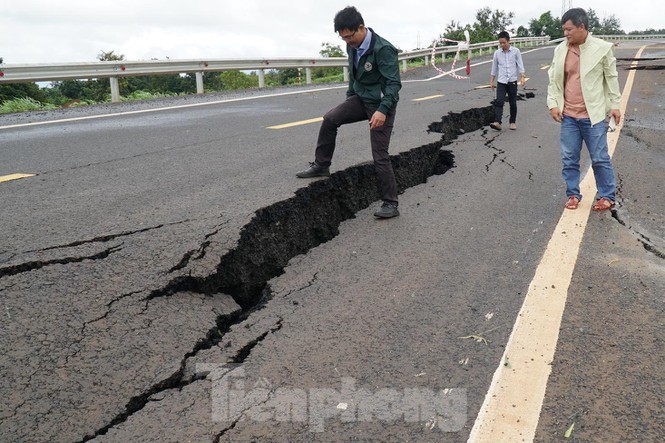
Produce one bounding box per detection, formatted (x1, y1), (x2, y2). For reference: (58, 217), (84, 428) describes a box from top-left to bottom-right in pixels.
(374, 202), (400, 218)
(296, 162), (330, 178)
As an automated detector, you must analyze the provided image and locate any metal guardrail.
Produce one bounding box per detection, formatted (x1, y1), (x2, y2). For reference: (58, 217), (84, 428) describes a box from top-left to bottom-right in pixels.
(0, 36), (550, 102)
(594, 34), (665, 40)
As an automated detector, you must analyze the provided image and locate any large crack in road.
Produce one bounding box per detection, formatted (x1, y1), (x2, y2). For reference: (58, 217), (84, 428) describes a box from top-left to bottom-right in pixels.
(75, 105), (503, 441)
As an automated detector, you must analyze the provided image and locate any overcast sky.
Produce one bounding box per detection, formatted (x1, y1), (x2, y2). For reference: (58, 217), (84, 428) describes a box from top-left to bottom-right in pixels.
(1, 0), (659, 64)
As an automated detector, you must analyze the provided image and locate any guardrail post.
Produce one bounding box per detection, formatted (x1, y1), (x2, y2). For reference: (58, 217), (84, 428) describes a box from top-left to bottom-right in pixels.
(258, 69), (265, 88)
(343, 66), (349, 82)
(402, 59), (407, 72)
(425, 54), (429, 66)
(305, 67), (312, 84)
(196, 72), (204, 94)
(109, 77), (120, 103)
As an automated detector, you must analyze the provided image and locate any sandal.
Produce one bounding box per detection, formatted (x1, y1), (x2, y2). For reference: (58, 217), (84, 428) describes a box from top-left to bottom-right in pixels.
(565, 196), (580, 210)
(592, 197), (615, 211)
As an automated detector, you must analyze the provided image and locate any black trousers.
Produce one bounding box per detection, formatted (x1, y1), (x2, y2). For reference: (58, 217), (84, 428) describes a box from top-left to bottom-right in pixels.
(314, 94), (398, 204)
(494, 81), (518, 124)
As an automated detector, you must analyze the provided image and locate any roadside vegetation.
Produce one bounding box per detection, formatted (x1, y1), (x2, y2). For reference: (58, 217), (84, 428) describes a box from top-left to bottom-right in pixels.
(1, 7), (660, 114)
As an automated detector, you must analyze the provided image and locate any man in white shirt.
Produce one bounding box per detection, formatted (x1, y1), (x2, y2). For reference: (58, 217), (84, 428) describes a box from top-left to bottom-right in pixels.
(490, 31), (526, 130)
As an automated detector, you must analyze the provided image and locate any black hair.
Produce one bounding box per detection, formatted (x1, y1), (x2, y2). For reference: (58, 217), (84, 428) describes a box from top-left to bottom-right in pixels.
(561, 7), (589, 30)
(498, 30), (510, 40)
(334, 6), (364, 32)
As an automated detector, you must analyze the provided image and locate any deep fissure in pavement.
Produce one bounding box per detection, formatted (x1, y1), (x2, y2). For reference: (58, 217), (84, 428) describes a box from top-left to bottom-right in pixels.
(149, 106), (501, 319)
(181, 106), (499, 309)
(200, 141), (455, 308)
(84, 106), (497, 441)
(197, 106), (494, 309)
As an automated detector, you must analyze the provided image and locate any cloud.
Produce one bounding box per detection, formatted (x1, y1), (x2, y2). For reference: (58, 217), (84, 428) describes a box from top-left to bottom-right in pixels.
(0, 0), (658, 65)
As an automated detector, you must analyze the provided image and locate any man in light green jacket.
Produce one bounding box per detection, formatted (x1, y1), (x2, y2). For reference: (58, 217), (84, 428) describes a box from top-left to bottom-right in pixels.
(547, 7), (622, 211)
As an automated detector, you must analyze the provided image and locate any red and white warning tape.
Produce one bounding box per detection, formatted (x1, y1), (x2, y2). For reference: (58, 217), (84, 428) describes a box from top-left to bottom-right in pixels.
(430, 30), (471, 79)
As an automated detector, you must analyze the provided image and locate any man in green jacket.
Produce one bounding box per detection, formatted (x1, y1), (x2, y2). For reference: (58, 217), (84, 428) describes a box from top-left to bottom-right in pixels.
(547, 7), (622, 211)
(296, 6), (402, 219)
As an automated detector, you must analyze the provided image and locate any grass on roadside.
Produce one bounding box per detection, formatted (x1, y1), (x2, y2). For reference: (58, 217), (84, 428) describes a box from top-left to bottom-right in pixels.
(0, 97), (58, 114)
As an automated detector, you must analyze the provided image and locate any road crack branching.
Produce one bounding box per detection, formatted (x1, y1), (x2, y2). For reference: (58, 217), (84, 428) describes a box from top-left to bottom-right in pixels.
(0, 245), (123, 279)
(84, 105), (505, 440)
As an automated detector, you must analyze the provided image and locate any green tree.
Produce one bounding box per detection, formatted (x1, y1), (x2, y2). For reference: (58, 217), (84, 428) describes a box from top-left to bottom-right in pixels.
(597, 14), (624, 35)
(515, 25), (529, 37)
(319, 42), (345, 57)
(471, 7), (515, 42)
(529, 11), (563, 39)
(313, 42), (344, 81)
(442, 20), (470, 43)
(0, 83), (47, 103)
(629, 28), (665, 35)
(219, 71), (258, 90)
(586, 9), (601, 33)
(97, 50), (125, 61)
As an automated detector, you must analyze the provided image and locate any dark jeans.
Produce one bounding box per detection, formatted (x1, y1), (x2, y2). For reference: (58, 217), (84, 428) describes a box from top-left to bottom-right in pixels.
(315, 94), (398, 204)
(494, 81), (518, 124)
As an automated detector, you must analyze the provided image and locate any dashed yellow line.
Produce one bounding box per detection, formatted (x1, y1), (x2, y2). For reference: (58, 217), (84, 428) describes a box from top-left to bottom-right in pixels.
(0, 173), (35, 183)
(267, 117), (323, 129)
(412, 94), (444, 102)
(541, 64), (551, 70)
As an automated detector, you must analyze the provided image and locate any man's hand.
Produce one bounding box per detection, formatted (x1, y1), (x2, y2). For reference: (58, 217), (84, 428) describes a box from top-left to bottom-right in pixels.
(369, 110), (386, 129)
(609, 109), (622, 126)
(550, 107), (563, 122)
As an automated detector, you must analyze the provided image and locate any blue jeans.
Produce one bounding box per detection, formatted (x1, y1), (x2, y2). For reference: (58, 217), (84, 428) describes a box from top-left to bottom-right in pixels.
(560, 115), (616, 202)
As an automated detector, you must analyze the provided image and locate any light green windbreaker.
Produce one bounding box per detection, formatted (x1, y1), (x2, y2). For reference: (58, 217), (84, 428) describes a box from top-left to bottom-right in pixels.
(547, 35), (621, 125)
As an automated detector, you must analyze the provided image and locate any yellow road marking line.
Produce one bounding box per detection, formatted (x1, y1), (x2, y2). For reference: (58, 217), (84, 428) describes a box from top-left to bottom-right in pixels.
(468, 45), (645, 442)
(412, 94), (444, 101)
(541, 64), (551, 70)
(267, 117), (323, 129)
(0, 173), (35, 183)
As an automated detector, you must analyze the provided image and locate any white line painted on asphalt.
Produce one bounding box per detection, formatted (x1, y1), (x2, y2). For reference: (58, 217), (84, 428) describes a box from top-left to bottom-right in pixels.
(468, 45), (645, 442)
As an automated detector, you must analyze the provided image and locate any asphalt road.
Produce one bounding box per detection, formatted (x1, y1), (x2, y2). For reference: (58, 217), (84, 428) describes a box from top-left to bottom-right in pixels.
(1, 40), (663, 442)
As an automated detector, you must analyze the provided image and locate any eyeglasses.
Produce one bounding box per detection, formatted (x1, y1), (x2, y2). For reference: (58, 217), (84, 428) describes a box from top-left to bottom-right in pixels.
(339, 30), (357, 41)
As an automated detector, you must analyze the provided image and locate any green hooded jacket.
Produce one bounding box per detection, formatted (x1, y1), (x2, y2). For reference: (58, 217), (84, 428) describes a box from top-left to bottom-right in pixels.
(346, 28), (402, 116)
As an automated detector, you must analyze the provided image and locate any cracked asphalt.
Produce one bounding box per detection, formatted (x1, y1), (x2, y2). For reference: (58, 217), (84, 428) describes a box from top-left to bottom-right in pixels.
(1, 40), (663, 442)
